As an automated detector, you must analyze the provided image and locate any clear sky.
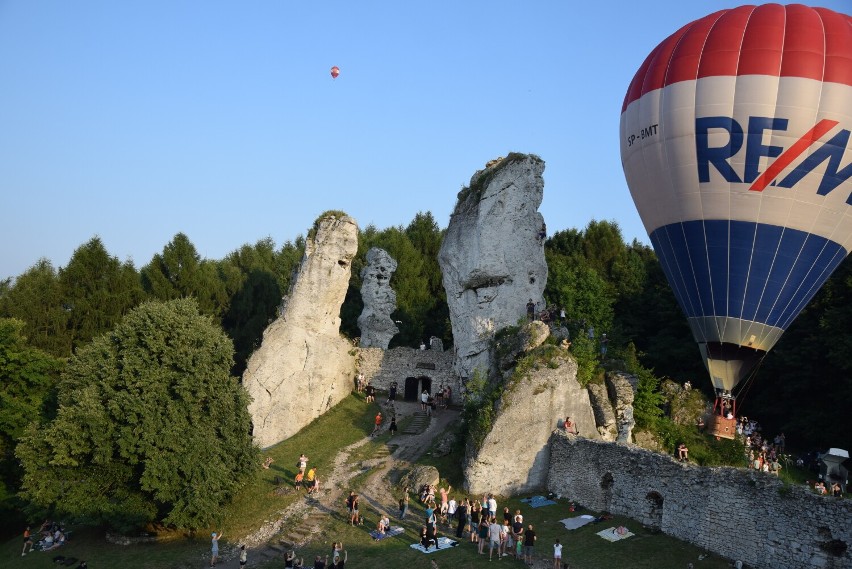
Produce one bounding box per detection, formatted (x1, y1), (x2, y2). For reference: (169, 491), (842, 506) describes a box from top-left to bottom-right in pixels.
(1, 1), (849, 280)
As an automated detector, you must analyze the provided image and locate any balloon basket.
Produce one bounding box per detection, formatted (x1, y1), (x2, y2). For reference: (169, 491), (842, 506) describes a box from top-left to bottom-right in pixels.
(709, 415), (736, 440)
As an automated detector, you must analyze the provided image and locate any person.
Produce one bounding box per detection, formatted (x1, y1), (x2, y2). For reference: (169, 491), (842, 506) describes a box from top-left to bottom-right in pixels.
(347, 492), (359, 525)
(447, 496), (457, 522)
(421, 389), (429, 411)
(285, 550), (301, 568)
(389, 416), (398, 437)
(333, 549), (347, 568)
(22, 526), (33, 556)
(527, 299), (536, 320)
(512, 515), (524, 556)
(696, 417), (706, 432)
(420, 340), (426, 350)
(210, 531), (223, 567)
(600, 333), (609, 356)
(372, 412), (382, 436)
(677, 443), (689, 462)
(399, 488), (409, 519)
(559, 307), (566, 324)
(364, 383), (375, 403)
(487, 494), (497, 519)
(455, 497), (469, 538)
(553, 538), (563, 569)
(815, 481), (827, 495)
(477, 515), (489, 554)
(377, 514), (390, 537)
(313, 554), (329, 569)
(563, 416), (578, 435)
(239, 544), (248, 567)
(262, 456), (274, 469)
(388, 381), (398, 402)
(831, 482), (842, 497)
(298, 453), (308, 474)
(420, 526), (435, 550)
(488, 516), (502, 561)
(524, 524), (537, 565)
(426, 394), (434, 417)
(306, 468), (318, 494)
(502, 519), (513, 558)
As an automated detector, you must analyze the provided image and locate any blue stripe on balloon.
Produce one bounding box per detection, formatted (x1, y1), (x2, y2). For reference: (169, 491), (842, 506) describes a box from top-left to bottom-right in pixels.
(649, 220), (847, 331)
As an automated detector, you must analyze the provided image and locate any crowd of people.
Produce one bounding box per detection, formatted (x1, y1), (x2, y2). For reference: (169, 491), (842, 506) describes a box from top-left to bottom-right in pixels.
(21, 520), (71, 556)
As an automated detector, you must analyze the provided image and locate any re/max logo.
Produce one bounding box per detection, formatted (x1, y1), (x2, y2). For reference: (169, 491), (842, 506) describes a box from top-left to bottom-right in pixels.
(696, 117), (852, 203)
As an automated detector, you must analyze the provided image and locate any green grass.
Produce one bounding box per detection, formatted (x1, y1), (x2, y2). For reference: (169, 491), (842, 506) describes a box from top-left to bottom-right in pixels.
(2, 394), (747, 568)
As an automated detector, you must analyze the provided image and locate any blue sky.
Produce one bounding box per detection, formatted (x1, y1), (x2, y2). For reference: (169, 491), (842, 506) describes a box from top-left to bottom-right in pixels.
(1, 1), (849, 280)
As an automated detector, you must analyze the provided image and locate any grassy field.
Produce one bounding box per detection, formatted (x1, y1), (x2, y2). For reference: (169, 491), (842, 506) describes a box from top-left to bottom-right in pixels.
(3, 393), (741, 568)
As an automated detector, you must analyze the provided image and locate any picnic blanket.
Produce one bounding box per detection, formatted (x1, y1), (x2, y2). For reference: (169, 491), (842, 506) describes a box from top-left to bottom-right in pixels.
(596, 526), (634, 542)
(409, 537), (459, 553)
(520, 495), (557, 508)
(560, 515), (596, 530)
(370, 526), (405, 540)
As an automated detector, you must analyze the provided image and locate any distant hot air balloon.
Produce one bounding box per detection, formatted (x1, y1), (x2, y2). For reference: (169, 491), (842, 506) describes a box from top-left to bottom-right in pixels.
(330, 66), (340, 79)
(620, 4), (852, 438)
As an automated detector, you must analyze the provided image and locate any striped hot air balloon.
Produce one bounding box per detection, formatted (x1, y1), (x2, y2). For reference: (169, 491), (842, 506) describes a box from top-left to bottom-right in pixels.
(620, 4), (852, 436)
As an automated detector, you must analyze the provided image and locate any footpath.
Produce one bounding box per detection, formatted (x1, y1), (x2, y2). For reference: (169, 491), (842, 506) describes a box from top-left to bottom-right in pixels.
(218, 399), (460, 568)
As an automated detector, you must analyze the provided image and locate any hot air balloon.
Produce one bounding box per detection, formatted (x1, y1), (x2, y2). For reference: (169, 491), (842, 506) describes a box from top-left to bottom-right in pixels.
(620, 4), (852, 438)
(330, 66), (340, 79)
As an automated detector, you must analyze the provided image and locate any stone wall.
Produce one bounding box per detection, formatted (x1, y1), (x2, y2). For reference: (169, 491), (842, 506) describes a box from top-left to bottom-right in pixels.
(548, 434), (852, 569)
(357, 346), (461, 402)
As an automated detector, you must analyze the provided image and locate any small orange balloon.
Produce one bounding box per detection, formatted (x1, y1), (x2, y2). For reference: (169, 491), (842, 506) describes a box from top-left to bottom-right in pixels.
(330, 66), (340, 79)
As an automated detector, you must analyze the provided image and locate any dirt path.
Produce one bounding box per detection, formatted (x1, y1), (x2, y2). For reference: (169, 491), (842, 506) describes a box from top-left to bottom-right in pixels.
(222, 399), (459, 567)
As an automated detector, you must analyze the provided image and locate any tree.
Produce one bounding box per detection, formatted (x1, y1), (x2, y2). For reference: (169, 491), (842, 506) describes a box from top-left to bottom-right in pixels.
(0, 259), (71, 357)
(59, 237), (144, 351)
(0, 318), (62, 524)
(17, 298), (258, 531)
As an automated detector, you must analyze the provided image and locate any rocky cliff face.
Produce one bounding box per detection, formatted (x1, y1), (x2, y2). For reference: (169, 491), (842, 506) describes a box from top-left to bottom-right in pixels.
(438, 154), (548, 379)
(463, 344), (600, 496)
(243, 213), (359, 448)
(358, 248), (399, 349)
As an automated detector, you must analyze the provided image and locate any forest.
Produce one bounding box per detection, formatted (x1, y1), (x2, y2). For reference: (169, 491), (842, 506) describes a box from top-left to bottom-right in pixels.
(1, 211), (850, 533)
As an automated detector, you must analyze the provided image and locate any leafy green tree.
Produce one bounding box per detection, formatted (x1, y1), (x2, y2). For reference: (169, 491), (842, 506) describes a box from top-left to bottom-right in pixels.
(59, 237), (144, 351)
(17, 298), (258, 531)
(0, 318), (62, 523)
(0, 259), (71, 357)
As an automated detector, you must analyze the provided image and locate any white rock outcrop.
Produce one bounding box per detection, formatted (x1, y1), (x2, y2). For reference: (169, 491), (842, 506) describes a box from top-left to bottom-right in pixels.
(438, 154), (548, 379)
(463, 350), (600, 496)
(358, 248), (399, 349)
(243, 213), (359, 448)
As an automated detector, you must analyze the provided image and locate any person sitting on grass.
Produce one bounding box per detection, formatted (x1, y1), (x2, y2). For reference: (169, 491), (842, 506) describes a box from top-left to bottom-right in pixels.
(376, 515), (390, 538)
(677, 443), (689, 462)
(420, 526), (435, 550)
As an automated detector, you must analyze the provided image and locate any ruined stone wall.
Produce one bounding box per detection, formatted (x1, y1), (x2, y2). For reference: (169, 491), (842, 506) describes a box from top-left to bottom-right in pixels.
(548, 434), (852, 569)
(358, 346), (461, 402)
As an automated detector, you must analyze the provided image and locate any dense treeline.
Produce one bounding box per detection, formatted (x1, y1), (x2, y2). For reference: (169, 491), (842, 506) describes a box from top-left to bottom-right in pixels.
(1, 213), (849, 533)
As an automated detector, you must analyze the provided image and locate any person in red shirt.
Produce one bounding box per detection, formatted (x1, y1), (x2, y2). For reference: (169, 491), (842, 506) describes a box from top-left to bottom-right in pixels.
(372, 412), (382, 436)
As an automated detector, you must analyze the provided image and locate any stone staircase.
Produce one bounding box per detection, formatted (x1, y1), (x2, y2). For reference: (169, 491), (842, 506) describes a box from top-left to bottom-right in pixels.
(278, 510), (327, 549)
(402, 411), (430, 435)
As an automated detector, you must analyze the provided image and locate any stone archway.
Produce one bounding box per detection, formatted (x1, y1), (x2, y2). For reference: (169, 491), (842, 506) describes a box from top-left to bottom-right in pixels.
(404, 376), (432, 401)
(645, 491), (664, 531)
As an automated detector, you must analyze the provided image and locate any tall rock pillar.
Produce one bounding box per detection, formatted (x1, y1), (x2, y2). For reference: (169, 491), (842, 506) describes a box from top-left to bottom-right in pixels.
(243, 213), (359, 448)
(438, 154), (548, 380)
(358, 247), (399, 349)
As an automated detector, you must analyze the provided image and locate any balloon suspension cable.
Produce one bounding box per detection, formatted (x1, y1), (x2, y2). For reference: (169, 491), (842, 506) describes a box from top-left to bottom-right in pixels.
(731, 352), (767, 409)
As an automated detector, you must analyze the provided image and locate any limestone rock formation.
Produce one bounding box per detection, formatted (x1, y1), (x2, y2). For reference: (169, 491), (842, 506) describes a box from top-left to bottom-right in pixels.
(243, 213), (359, 448)
(587, 383), (618, 441)
(357, 248), (399, 349)
(497, 320), (550, 371)
(438, 153), (548, 379)
(463, 349), (600, 496)
(606, 371), (638, 443)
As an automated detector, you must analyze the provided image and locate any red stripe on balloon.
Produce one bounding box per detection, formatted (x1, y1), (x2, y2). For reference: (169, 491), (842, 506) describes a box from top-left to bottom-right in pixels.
(748, 119), (839, 192)
(622, 5), (852, 112)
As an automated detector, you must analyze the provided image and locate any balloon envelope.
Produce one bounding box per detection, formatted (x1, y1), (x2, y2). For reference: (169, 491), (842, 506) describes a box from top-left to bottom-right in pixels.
(330, 66), (340, 79)
(620, 5), (852, 392)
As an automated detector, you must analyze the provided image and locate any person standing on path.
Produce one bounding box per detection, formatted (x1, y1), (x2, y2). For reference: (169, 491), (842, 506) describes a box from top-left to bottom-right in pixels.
(239, 544), (248, 567)
(420, 389), (429, 411)
(210, 531), (223, 567)
(372, 412), (382, 436)
(388, 416), (397, 437)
